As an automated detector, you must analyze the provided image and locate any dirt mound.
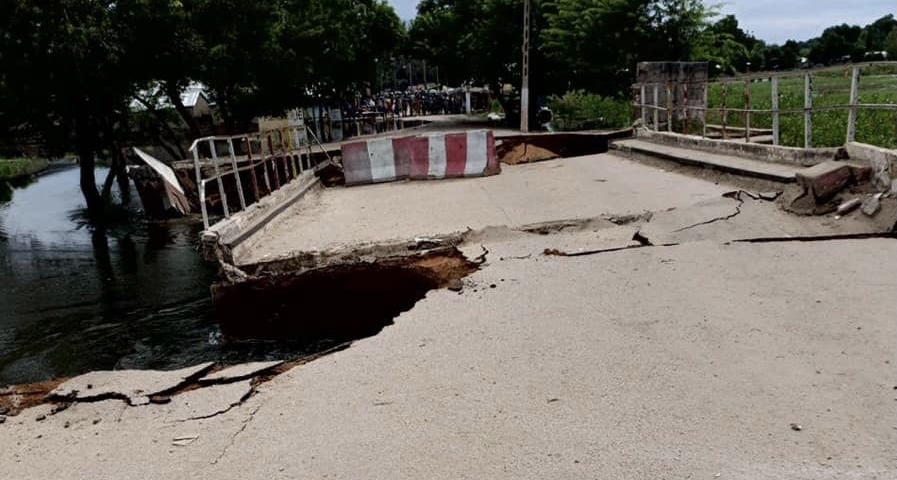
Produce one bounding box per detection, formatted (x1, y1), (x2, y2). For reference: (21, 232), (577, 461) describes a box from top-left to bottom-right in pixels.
(500, 143), (561, 165)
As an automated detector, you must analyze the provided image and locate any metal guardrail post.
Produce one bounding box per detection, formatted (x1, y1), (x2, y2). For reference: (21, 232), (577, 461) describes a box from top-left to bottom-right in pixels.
(702, 81), (708, 138)
(640, 84), (647, 127)
(266, 133), (281, 189)
(744, 79), (751, 142)
(192, 147), (210, 230)
(805, 73), (813, 148)
(846, 66), (860, 144)
(227, 138), (247, 211)
(682, 83), (689, 135)
(257, 135), (271, 192)
(652, 85), (659, 131)
(721, 82), (728, 140)
(666, 83), (673, 132)
(771, 76), (780, 146)
(244, 138), (261, 202)
(208, 139), (230, 218)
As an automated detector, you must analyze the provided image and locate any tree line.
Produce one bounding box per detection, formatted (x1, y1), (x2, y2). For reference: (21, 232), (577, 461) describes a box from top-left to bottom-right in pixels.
(1, 0), (894, 217)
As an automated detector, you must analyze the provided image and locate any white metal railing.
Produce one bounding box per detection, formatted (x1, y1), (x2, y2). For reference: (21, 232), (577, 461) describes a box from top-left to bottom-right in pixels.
(634, 61), (897, 148)
(190, 125), (332, 230)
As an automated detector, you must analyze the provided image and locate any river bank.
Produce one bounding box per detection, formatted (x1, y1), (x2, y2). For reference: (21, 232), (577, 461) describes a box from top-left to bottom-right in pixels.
(0, 158), (49, 181)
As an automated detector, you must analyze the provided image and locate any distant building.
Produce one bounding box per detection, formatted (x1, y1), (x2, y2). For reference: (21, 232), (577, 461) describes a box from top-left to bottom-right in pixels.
(130, 82), (214, 119)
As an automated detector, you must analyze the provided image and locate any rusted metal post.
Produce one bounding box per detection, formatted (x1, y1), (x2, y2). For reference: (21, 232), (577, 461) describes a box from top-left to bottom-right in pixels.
(244, 138), (261, 202)
(652, 84), (659, 131)
(208, 139), (230, 218)
(721, 82), (728, 140)
(227, 138), (247, 211)
(267, 133), (281, 189)
(846, 66), (860, 144)
(805, 73), (813, 148)
(771, 76), (780, 146)
(666, 83), (673, 133)
(744, 79), (751, 142)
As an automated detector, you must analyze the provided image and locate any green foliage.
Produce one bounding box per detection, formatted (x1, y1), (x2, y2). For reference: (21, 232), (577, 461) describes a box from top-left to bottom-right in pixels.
(548, 91), (632, 131)
(0, 158), (49, 180)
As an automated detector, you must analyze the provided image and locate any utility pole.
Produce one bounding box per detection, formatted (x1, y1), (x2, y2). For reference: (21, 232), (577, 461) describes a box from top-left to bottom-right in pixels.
(520, 0), (531, 132)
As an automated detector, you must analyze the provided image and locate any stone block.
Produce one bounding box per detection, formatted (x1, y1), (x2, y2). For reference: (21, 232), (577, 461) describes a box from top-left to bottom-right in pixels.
(795, 161), (851, 201)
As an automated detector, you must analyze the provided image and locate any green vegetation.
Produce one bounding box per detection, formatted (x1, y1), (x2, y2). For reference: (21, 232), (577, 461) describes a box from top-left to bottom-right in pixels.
(706, 67), (897, 148)
(0, 158), (49, 181)
(549, 92), (632, 131)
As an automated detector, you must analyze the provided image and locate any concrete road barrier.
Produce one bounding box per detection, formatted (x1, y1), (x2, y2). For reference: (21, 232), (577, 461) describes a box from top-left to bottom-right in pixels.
(341, 130), (499, 186)
(410, 130), (500, 180)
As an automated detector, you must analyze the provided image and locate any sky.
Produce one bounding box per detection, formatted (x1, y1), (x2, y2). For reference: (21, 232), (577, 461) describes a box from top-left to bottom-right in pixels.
(386, 0), (896, 45)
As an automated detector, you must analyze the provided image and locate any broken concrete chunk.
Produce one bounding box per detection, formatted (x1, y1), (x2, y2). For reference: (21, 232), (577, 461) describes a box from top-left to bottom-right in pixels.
(861, 195), (882, 217)
(795, 162), (852, 201)
(51, 362), (214, 406)
(836, 198), (861, 216)
(199, 361), (285, 384)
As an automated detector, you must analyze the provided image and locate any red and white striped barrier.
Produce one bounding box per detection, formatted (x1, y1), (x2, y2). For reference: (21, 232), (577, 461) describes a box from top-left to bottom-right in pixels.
(341, 136), (417, 185)
(341, 130), (499, 186)
(410, 130), (499, 180)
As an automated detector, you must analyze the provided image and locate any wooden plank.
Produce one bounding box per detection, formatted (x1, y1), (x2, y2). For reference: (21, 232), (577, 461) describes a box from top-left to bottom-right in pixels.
(771, 76), (780, 146)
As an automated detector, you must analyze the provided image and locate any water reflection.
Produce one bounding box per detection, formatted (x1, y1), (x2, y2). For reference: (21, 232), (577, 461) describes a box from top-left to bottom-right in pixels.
(0, 165), (221, 385)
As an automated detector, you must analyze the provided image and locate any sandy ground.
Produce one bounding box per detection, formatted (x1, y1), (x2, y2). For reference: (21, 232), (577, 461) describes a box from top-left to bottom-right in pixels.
(2, 154), (895, 479)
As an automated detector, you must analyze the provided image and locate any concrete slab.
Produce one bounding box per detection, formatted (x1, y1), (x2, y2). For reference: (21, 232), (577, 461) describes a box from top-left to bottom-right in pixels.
(239, 154), (730, 265)
(51, 363), (214, 406)
(156, 380), (254, 423)
(199, 362), (285, 384)
(613, 138), (800, 182)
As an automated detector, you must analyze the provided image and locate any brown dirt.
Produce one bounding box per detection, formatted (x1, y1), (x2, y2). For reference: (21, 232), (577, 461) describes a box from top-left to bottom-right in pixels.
(0, 378), (65, 416)
(500, 143), (561, 165)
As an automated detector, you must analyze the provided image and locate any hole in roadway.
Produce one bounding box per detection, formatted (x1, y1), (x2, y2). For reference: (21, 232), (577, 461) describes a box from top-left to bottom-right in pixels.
(211, 249), (478, 342)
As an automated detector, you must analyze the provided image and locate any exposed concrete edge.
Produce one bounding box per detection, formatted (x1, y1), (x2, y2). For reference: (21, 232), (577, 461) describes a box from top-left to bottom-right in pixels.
(201, 171), (321, 263)
(845, 142), (897, 193)
(636, 128), (839, 167)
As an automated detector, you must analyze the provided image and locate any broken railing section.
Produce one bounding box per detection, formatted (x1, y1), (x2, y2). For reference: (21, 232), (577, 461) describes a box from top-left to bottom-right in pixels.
(635, 61), (897, 148)
(189, 125), (332, 229)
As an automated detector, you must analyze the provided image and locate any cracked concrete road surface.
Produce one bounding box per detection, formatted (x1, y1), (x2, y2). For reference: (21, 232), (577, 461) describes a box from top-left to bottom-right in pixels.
(2, 153), (896, 479)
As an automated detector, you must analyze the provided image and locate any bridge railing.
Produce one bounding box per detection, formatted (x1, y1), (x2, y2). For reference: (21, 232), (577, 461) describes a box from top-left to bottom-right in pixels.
(189, 125), (332, 230)
(634, 61), (897, 149)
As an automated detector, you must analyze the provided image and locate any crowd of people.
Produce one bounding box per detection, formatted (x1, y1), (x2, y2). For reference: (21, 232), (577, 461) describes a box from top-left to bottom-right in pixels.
(342, 89), (469, 119)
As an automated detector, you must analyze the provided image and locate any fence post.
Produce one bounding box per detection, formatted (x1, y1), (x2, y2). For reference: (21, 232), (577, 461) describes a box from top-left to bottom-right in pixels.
(244, 138), (261, 202)
(702, 80), (708, 138)
(640, 84), (647, 127)
(652, 85), (659, 131)
(846, 66), (860, 144)
(191, 147), (209, 230)
(721, 82), (728, 140)
(266, 133), (281, 189)
(208, 139), (230, 218)
(666, 83), (673, 133)
(227, 138), (247, 211)
(804, 72), (813, 149)
(744, 79), (751, 142)
(682, 83), (689, 135)
(771, 76), (780, 146)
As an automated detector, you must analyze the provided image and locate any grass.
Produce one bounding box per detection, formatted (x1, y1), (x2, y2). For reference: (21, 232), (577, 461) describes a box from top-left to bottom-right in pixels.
(0, 158), (49, 180)
(549, 91), (632, 131)
(704, 66), (897, 149)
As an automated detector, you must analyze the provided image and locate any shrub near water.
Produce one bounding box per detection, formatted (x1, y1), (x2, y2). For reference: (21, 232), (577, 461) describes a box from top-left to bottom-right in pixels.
(549, 91), (632, 131)
(0, 158), (49, 180)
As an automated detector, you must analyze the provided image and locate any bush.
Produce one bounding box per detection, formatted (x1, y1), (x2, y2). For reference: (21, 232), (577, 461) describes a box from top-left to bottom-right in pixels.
(0, 158), (49, 180)
(548, 91), (632, 131)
